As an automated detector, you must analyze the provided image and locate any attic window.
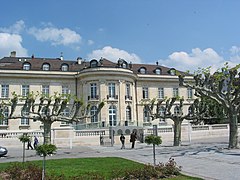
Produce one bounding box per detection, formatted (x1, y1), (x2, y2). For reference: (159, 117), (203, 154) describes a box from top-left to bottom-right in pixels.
(61, 64), (69, 71)
(155, 68), (162, 75)
(42, 63), (50, 71)
(118, 58), (128, 68)
(139, 67), (146, 74)
(90, 60), (98, 68)
(169, 69), (176, 75)
(23, 62), (31, 70)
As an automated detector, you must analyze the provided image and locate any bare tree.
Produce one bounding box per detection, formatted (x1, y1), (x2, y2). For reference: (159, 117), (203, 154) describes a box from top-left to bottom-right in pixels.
(179, 64), (240, 149)
(143, 97), (192, 146)
(0, 92), (104, 144)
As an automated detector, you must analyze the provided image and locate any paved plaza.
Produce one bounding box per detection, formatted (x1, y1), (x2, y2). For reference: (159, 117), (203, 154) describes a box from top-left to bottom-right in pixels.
(1, 136), (240, 180)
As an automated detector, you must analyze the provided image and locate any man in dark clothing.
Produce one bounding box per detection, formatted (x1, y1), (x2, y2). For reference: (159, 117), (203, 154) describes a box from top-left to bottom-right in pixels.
(130, 132), (137, 149)
(120, 134), (125, 149)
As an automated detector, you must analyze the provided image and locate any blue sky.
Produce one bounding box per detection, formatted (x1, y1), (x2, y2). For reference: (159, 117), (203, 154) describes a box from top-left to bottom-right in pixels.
(1, 0), (240, 72)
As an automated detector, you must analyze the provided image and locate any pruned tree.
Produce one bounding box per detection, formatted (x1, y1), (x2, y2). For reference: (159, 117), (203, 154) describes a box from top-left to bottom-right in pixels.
(143, 97), (193, 146)
(179, 63), (240, 149)
(0, 92), (105, 145)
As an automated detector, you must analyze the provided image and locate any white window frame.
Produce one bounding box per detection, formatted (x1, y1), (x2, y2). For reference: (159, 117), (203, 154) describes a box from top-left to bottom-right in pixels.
(1, 84), (9, 98)
(22, 85), (30, 97)
(142, 87), (149, 99)
(109, 105), (117, 126)
(90, 83), (97, 99)
(173, 87), (179, 98)
(158, 87), (164, 99)
(42, 85), (50, 97)
(108, 83), (116, 98)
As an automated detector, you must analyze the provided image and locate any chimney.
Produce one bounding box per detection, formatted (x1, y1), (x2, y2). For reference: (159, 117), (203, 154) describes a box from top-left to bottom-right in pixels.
(10, 51), (16, 57)
(60, 52), (64, 60)
(77, 57), (82, 64)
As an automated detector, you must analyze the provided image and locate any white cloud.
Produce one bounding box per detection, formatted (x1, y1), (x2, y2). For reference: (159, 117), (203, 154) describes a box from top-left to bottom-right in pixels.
(158, 48), (227, 73)
(0, 33), (28, 58)
(28, 26), (82, 46)
(0, 20), (25, 34)
(87, 46), (142, 63)
(87, 40), (94, 45)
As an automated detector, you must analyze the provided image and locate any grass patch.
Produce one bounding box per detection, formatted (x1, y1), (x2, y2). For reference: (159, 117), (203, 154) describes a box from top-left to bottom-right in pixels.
(0, 157), (202, 179)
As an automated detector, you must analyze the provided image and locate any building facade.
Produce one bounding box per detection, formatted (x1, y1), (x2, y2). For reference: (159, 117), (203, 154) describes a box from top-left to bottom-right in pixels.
(0, 52), (194, 131)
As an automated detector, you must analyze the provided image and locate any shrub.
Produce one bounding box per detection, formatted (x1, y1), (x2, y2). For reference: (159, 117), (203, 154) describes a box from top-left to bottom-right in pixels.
(112, 158), (181, 179)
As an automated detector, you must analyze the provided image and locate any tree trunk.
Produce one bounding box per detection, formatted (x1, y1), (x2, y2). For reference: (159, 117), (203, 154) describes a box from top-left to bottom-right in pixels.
(173, 119), (182, 146)
(228, 112), (239, 149)
(43, 121), (52, 145)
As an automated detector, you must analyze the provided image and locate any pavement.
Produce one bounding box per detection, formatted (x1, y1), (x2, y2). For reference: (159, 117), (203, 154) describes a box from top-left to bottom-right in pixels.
(1, 136), (240, 180)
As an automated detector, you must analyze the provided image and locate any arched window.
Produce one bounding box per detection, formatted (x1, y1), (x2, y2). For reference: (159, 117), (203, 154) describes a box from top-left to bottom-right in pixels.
(155, 68), (162, 75)
(21, 109), (29, 125)
(126, 106), (132, 121)
(0, 107), (9, 125)
(139, 67), (146, 74)
(42, 63), (50, 71)
(61, 64), (69, 71)
(23, 62), (31, 70)
(109, 105), (117, 126)
(143, 106), (150, 122)
(90, 106), (98, 123)
(169, 68), (176, 75)
(90, 60), (98, 68)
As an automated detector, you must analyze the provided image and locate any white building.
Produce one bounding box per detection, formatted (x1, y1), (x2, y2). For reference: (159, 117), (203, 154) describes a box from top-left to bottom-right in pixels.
(0, 52), (194, 132)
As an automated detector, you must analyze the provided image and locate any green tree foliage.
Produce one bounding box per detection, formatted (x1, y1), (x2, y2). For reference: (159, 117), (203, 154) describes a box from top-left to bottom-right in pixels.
(145, 134), (162, 146)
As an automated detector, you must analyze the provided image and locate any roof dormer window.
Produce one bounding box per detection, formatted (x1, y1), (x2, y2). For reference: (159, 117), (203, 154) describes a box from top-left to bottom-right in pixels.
(169, 68), (176, 75)
(90, 60), (98, 68)
(155, 68), (162, 75)
(139, 67), (146, 74)
(61, 64), (69, 71)
(42, 63), (50, 71)
(23, 62), (31, 70)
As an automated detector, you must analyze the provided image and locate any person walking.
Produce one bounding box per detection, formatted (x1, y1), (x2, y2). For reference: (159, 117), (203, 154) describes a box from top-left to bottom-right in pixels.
(130, 132), (137, 149)
(33, 136), (39, 149)
(27, 136), (34, 150)
(120, 134), (125, 149)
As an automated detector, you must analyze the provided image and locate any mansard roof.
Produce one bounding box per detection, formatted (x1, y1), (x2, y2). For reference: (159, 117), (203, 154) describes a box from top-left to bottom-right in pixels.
(0, 56), (186, 75)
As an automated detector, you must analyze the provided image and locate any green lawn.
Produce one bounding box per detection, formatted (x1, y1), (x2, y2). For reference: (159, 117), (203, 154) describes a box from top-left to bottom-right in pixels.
(0, 157), (202, 179)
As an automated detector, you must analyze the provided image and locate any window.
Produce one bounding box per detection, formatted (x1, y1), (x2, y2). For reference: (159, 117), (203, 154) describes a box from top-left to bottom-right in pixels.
(62, 85), (69, 95)
(23, 63), (31, 70)
(21, 109), (29, 125)
(109, 105), (117, 126)
(173, 88), (179, 98)
(22, 85), (29, 96)
(158, 87), (164, 99)
(90, 60), (98, 68)
(61, 64), (69, 71)
(142, 87), (149, 99)
(174, 106), (180, 116)
(126, 106), (132, 121)
(108, 83), (116, 98)
(0, 107), (9, 125)
(61, 108), (70, 125)
(42, 85), (49, 97)
(126, 83), (131, 99)
(187, 87), (193, 99)
(90, 83), (97, 99)
(90, 106), (98, 123)
(1, 85), (9, 98)
(41, 107), (50, 116)
(155, 68), (162, 75)
(139, 67), (146, 74)
(143, 106), (150, 122)
(159, 106), (165, 116)
(42, 63), (50, 71)
(169, 69), (176, 75)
